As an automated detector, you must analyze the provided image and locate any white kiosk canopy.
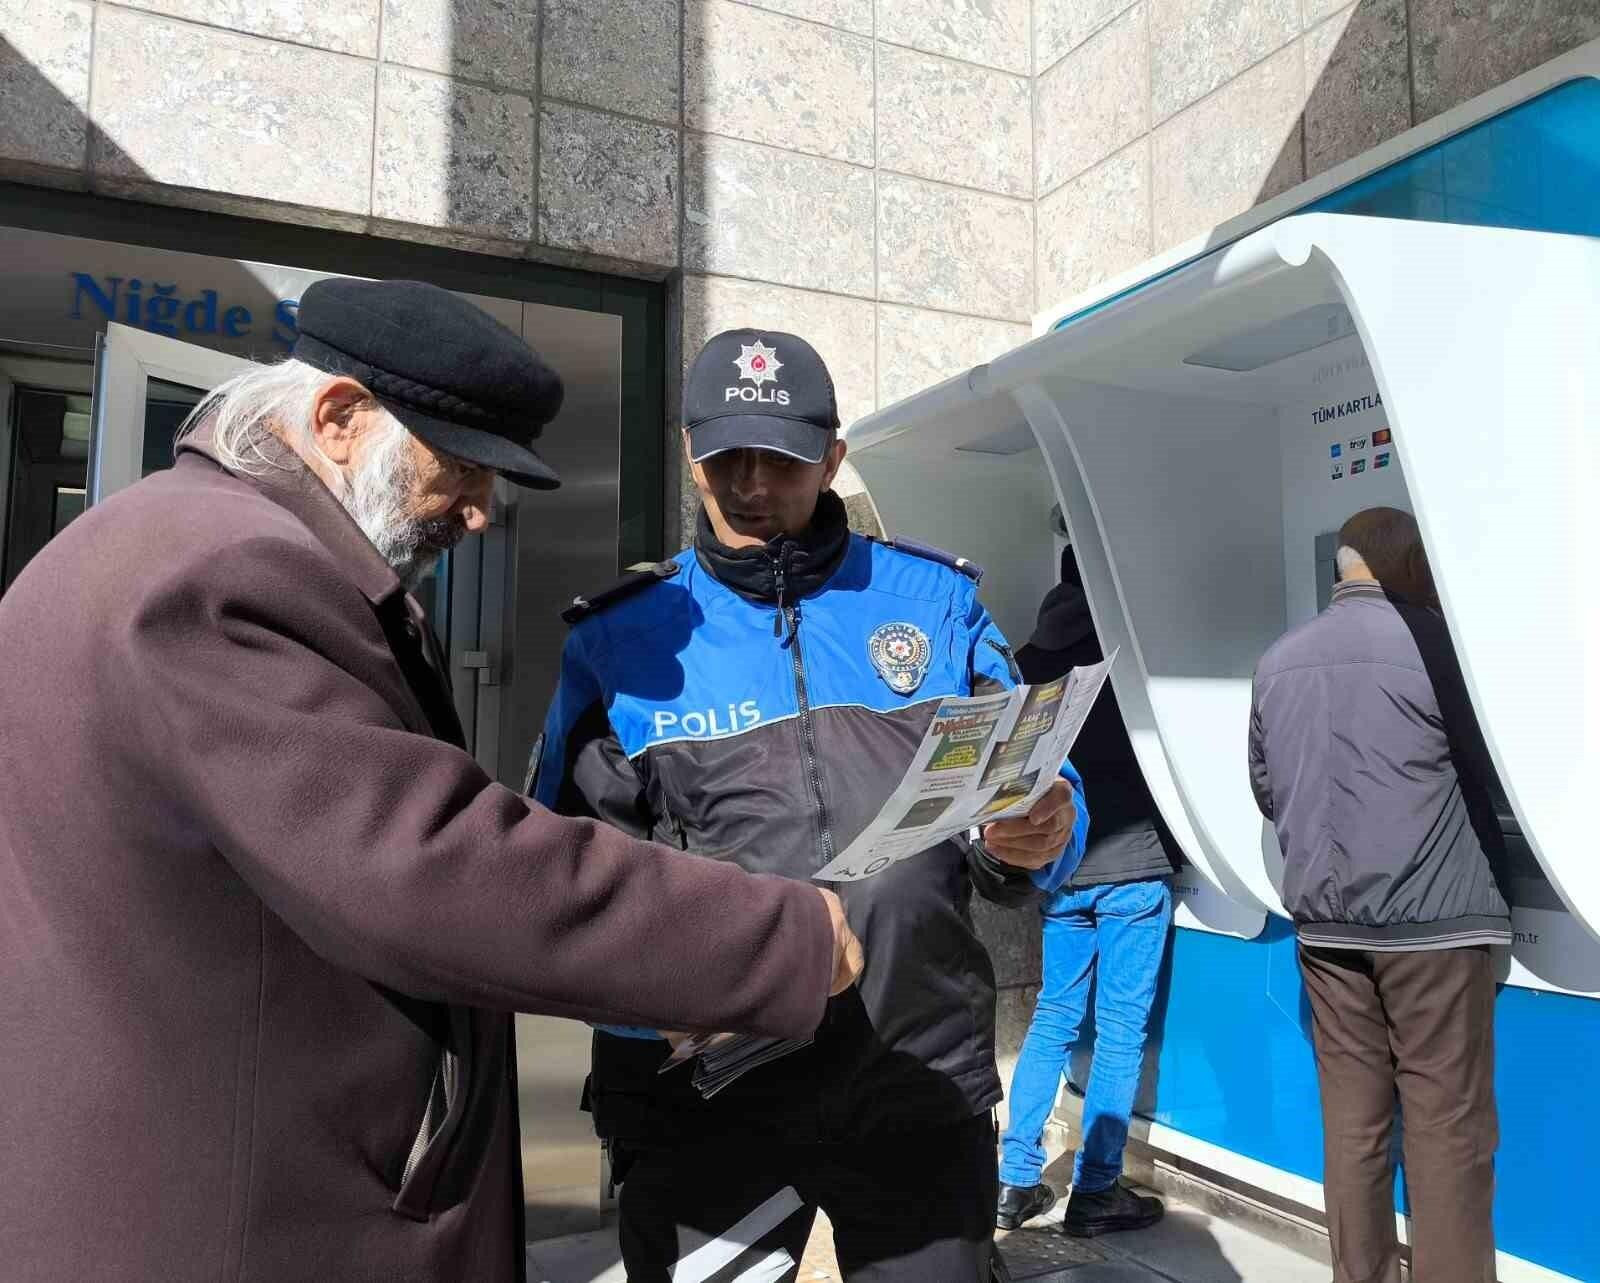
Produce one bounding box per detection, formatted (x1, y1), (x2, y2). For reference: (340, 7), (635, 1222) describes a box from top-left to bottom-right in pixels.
(846, 214), (1599, 986)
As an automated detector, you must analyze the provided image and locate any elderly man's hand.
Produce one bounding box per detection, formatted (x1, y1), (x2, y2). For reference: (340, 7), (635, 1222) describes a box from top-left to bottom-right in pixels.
(980, 780), (1077, 871)
(816, 887), (864, 995)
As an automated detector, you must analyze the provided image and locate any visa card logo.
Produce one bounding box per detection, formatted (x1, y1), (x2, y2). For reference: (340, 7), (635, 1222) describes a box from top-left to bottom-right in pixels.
(1330, 443), (1342, 459)
(1331, 463), (1345, 480)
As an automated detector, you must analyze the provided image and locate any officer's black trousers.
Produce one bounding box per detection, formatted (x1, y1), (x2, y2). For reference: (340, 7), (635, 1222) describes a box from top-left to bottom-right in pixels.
(615, 1111), (1000, 1282)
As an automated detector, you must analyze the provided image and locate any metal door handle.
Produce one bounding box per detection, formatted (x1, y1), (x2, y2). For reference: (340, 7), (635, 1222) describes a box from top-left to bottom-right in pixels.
(460, 650), (498, 686)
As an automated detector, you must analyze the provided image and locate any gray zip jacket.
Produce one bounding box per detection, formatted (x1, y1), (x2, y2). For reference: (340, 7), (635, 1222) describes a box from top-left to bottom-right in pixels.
(1249, 580), (1510, 951)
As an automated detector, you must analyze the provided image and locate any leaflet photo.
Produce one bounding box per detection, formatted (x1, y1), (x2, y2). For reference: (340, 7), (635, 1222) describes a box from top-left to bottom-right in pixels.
(981, 678), (1066, 788)
(927, 712), (1002, 772)
(894, 796), (956, 830)
(979, 772), (1041, 817)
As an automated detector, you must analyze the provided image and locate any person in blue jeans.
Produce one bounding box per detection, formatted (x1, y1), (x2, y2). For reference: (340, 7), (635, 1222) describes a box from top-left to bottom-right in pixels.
(997, 538), (1179, 1238)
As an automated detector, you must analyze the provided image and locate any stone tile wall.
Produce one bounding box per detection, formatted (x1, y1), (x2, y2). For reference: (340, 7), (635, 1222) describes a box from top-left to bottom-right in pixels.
(1032, 0), (1600, 312)
(673, 0), (1036, 537)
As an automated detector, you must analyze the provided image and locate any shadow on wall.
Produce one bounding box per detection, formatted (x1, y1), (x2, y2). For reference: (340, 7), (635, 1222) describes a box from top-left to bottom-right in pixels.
(1065, 0), (1600, 327)
(433, 0), (683, 276)
(1257, 0), (1417, 232)
(0, 32), (146, 195)
(6, 2), (555, 256)
(427, 0), (540, 255)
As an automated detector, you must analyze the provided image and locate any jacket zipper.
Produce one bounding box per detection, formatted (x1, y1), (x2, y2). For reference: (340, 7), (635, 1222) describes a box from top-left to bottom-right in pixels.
(775, 554), (835, 865)
(400, 1047), (458, 1188)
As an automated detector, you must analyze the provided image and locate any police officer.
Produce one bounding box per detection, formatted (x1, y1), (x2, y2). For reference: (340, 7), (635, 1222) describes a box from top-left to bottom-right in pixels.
(534, 330), (1090, 1281)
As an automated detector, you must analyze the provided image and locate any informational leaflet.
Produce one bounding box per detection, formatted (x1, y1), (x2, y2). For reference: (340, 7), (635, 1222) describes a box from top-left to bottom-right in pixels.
(811, 650), (1118, 883)
(658, 1030), (814, 1099)
(654, 652), (1117, 1098)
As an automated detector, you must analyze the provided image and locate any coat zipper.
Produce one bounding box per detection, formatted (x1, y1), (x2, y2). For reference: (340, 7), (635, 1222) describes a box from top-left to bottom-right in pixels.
(400, 1047), (458, 1188)
(774, 554), (835, 866)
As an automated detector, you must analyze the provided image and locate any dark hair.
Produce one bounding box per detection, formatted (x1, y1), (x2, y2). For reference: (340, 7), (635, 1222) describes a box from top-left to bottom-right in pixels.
(1338, 506), (1438, 608)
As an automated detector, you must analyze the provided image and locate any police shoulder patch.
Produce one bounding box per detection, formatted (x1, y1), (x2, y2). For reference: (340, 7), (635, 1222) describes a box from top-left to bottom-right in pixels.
(882, 535), (984, 583)
(561, 561), (680, 625)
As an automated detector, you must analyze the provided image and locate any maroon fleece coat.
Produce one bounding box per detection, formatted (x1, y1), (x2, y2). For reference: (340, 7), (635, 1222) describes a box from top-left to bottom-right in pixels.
(0, 427), (832, 1283)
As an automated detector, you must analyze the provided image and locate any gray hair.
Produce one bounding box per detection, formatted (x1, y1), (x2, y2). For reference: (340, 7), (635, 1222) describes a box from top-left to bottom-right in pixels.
(178, 356), (402, 485)
(1334, 545), (1367, 579)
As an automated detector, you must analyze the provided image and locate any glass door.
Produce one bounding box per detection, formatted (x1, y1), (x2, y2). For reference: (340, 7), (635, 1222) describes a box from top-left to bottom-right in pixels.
(88, 322), (253, 506)
(1, 334), (244, 596)
(0, 355), (92, 593)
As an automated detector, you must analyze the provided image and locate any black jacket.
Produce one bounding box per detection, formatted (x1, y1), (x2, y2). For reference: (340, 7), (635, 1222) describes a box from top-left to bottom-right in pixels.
(1018, 567), (1178, 890)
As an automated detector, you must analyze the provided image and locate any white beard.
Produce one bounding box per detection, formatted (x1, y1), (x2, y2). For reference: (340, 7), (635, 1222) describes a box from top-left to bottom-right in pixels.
(339, 422), (465, 590)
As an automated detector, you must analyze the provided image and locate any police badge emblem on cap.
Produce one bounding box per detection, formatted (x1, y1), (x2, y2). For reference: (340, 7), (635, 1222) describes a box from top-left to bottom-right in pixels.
(868, 622), (932, 695)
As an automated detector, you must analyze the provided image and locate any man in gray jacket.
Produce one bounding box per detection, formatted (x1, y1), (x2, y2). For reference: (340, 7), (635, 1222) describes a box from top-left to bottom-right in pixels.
(1249, 506), (1508, 1283)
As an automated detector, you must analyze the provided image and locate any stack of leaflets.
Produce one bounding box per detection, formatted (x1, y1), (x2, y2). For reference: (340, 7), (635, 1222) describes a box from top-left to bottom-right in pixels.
(658, 1031), (814, 1099)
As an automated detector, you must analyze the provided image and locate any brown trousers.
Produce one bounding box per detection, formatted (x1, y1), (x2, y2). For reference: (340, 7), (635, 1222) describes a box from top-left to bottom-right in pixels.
(1297, 944), (1498, 1283)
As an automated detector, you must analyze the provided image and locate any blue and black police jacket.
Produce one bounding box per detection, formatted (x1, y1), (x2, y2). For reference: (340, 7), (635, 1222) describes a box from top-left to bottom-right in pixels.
(533, 492), (1087, 1142)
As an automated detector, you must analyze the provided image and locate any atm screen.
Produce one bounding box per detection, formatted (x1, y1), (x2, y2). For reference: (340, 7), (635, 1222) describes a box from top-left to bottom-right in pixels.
(1494, 794), (1560, 912)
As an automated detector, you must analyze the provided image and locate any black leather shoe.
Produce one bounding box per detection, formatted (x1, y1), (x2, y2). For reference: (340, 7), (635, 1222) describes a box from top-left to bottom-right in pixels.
(1062, 1180), (1164, 1238)
(995, 1181), (1057, 1230)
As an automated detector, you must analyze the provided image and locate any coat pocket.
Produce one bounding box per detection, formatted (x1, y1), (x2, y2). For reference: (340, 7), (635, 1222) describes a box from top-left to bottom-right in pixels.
(392, 1041), (467, 1221)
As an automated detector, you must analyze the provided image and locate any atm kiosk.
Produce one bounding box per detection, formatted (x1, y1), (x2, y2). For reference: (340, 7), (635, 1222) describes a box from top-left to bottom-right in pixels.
(845, 46), (1600, 1283)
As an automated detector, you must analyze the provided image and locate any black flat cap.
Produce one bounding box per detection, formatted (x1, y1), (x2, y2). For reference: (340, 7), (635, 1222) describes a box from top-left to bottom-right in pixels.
(293, 277), (563, 489)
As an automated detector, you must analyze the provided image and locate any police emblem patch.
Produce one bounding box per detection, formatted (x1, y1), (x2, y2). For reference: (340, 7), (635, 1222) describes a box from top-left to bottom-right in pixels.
(733, 340), (783, 387)
(868, 622), (932, 695)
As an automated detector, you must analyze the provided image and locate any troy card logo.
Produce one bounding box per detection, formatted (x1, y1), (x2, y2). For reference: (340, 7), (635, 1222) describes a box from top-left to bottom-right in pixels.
(726, 339), (790, 406)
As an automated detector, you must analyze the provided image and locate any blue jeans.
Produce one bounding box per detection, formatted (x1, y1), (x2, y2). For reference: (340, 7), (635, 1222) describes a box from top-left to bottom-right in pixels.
(1000, 878), (1173, 1193)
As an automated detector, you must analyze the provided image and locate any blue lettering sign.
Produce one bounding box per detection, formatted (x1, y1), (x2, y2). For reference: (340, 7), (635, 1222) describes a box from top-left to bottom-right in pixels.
(183, 291), (219, 335)
(272, 298), (300, 350)
(65, 269), (282, 346)
(70, 272), (119, 321)
(145, 283), (181, 337)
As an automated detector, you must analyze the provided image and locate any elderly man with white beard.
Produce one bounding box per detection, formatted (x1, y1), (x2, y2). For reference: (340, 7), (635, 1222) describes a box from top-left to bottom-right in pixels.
(204, 353), (496, 583)
(0, 277), (860, 1283)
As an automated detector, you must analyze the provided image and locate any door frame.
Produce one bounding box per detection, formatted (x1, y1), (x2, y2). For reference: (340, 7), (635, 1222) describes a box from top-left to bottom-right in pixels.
(89, 323), (252, 504)
(1, 181), (667, 565)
